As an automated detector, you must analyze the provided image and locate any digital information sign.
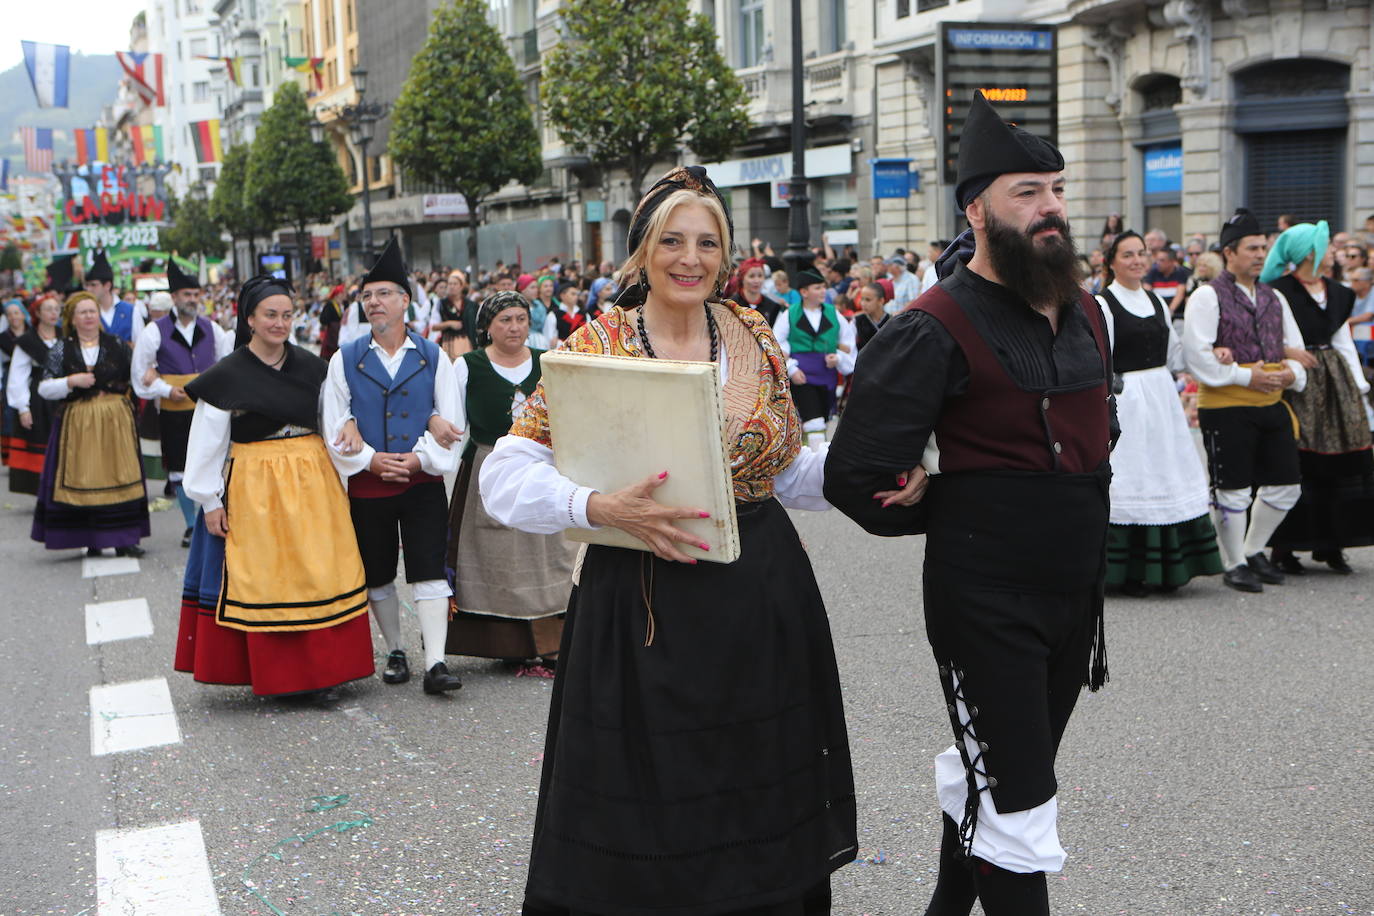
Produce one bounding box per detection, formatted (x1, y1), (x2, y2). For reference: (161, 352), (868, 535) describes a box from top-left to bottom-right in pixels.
(939, 22), (1058, 186)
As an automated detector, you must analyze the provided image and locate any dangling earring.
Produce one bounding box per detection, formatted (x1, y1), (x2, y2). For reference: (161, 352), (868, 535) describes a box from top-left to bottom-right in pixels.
(639, 268), (651, 291)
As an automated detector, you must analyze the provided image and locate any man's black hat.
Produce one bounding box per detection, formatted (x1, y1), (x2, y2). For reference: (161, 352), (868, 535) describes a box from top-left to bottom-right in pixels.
(167, 258), (201, 292)
(955, 91), (1065, 210)
(45, 254), (75, 293)
(795, 268), (826, 289)
(87, 249), (114, 284)
(362, 237), (409, 291)
(1219, 208), (1263, 249)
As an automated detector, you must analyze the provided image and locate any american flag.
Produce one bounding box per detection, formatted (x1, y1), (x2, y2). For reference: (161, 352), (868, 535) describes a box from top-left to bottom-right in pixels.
(20, 127), (54, 173)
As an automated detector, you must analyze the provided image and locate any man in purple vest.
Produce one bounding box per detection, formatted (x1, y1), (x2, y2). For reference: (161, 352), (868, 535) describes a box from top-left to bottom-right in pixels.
(132, 259), (232, 546)
(1181, 209), (1306, 592)
(824, 91), (1116, 916)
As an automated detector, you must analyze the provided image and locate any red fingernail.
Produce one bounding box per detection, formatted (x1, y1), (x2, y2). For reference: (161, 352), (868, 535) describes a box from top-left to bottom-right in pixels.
(689, 558), (698, 565)
(699, 511), (710, 518)
(897, 476), (907, 486)
(658, 471), (669, 479)
(700, 543), (710, 551)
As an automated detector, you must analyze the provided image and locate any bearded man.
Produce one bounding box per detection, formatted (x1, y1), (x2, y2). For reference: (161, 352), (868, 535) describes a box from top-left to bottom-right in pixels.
(824, 91), (1115, 916)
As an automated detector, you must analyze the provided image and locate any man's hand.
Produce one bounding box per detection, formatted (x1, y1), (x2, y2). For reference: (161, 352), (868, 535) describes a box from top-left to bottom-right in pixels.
(205, 507), (229, 538)
(790, 369), (806, 385)
(873, 467), (929, 509)
(1246, 366), (1287, 393)
(824, 353), (839, 369)
(369, 451), (418, 482)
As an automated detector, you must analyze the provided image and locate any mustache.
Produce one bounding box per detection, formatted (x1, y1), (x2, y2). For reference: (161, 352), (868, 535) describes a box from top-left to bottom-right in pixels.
(1028, 216), (1071, 237)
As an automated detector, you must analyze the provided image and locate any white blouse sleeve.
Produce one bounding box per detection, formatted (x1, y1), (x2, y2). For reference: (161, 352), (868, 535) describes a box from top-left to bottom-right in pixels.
(836, 316), (858, 375)
(1095, 296), (1116, 350)
(36, 375), (71, 400)
(6, 347), (32, 412)
(412, 349), (463, 476)
(182, 400), (231, 512)
(1275, 292), (1307, 394)
(321, 349), (374, 477)
(772, 443), (831, 511)
(479, 434), (597, 534)
(1331, 320), (1369, 394)
(212, 322), (234, 359)
(131, 323), (174, 400)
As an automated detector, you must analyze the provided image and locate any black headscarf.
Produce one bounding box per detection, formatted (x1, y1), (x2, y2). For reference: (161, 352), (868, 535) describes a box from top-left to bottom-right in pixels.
(616, 166), (734, 310)
(234, 274), (294, 349)
(955, 91), (1065, 210)
(476, 290), (531, 347)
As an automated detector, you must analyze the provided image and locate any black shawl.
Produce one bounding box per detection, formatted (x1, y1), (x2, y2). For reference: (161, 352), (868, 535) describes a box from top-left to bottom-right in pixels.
(185, 344), (327, 432)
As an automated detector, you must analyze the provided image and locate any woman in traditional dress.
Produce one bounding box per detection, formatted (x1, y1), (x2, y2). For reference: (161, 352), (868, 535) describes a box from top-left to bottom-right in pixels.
(31, 292), (150, 556)
(481, 166), (856, 915)
(6, 296), (59, 494)
(445, 291), (577, 672)
(734, 256), (785, 328)
(1261, 223), (1374, 573)
(434, 269), (475, 360)
(1096, 231), (1222, 594)
(2, 301), (31, 468)
(174, 276), (373, 701)
(526, 275), (558, 349)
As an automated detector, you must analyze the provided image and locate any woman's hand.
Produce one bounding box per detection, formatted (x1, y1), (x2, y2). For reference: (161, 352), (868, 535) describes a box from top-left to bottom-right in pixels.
(427, 415), (462, 448)
(18, 410), (32, 430)
(205, 507), (229, 538)
(333, 418), (363, 454)
(873, 467), (929, 508)
(68, 372), (96, 389)
(142, 367), (159, 387)
(789, 368), (806, 385)
(1284, 346), (1318, 369)
(585, 471), (711, 563)
(1212, 347), (1234, 365)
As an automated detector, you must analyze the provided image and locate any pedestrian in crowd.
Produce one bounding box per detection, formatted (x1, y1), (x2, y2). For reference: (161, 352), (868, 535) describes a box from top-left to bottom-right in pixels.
(1182, 208), (1307, 593)
(87, 250), (142, 345)
(1102, 213), (1124, 238)
(1143, 227), (1169, 254)
(323, 238), (465, 695)
(1183, 234), (1207, 269)
(854, 281), (889, 351)
(174, 275), (373, 702)
(523, 275), (558, 349)
(733, 256), (784, 327)
(887, 254), (921, 312)
(1345, 266), (1374, 363)
(772, 267), (800, 307)
(0, 301), (27, 467)
(552, 279), (595, 340)
(1143, 244), (1191, 313)
(434, 268), (474, 359)
(826, 257), (853, 303)
(1261, 223), (1374, 573)
(31, 292), (149, 557)
(482, 165), (856, 915)
(318, 284), (347, 361)
(826, 90), (1112, 916)
(1277, 213), (1296, 233)
(774, 267), (857, 450)
(1096, 231), (1222, 595)
(6, 294), (59, 495)
(445, 290), (575, 672)
(131, 261), (233, 548)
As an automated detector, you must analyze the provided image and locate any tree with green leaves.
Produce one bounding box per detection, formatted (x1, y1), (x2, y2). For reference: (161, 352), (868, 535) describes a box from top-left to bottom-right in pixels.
(541, 0), (751, 200)
(209, 143), (273, 276)
(0, 244), (21, 272)
(388, 0), (542, 268)
(246, 81), (354, 276)
(161, 185), (226, 261)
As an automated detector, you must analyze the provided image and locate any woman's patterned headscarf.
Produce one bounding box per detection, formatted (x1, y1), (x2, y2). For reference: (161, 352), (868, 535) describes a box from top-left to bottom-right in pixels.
(616, 165), (735, 310)
(477, 290), (532, 346)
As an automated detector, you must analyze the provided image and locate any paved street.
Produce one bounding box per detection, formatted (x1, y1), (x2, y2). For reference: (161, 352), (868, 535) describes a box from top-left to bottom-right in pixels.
(1, 476), (1370, 916)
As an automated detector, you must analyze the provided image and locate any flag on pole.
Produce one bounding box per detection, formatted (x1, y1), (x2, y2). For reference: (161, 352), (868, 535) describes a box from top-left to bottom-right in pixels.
(285, 56), (325, 91)
(129, 125), (165, 165)
(116, 51), (166, 107)
(0, 159), (8, 192)
(74, 128), (111, 166)
(20, 127), (55, 173)
(21, 41), (71, 108)
(196, 55), (243, 85)
(190, 119), (223, 163)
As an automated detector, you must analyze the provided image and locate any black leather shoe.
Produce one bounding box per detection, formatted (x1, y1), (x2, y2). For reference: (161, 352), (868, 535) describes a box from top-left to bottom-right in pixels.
(1245, 552), (1284, 585)
(181, 527), (193, 548)
(422, 661), (463, 694)
(1223, 565), (1264, 593)
(163, 479), (176, 498)
(86, 547), (103, 557)
(116, 544), (146, 558)
(382, 650), (410, 684)
(1313, 550), (1353, 574)
(1272, 551), (1305, 575)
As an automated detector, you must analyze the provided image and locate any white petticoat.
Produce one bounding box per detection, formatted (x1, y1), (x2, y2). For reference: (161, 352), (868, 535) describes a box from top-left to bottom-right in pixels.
(1109, 365), (1211, 526)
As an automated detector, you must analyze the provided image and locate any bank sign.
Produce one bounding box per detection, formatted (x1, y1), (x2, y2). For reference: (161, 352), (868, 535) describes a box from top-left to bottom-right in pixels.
(1143, 143), (1183, 195)
(704, 144), (852, 189)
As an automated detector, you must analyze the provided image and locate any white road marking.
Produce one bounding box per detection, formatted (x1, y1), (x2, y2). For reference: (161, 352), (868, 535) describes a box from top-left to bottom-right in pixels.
(85, 598), (154, 645)
(82, 555), (141, 578)
(89, 678), (181, 756)
(96, 820), (220, 916)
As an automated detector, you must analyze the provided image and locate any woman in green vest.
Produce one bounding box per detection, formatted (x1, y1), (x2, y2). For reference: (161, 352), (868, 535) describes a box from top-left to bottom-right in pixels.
(445, 290), (578, 671)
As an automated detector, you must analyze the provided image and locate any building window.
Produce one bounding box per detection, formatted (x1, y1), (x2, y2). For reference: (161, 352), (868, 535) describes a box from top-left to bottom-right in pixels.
(252, 64), (260, 87)
(896, 0), (908, 18)
(916, 0), (948, 10)
(739, 0), (764, 68)
(199, 166), (217, 183)
(820, 0), (845, 53)
(194, 81), (210, 102)
(190, 37), (208, 57)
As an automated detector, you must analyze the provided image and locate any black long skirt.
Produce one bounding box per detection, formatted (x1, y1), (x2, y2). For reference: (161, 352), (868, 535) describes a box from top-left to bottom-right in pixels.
(1270, 449), (1374, 553)
(522, 498), (857, 916)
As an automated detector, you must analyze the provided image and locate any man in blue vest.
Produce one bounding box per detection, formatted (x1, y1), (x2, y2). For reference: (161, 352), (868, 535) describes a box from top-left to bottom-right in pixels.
(323, 238), (465, 695)
(131, 261), (232, 546)
(85, 250), (142, 344)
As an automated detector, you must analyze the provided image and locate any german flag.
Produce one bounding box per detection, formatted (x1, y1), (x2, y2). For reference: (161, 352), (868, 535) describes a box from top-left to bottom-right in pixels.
(190, 119), (222, 163)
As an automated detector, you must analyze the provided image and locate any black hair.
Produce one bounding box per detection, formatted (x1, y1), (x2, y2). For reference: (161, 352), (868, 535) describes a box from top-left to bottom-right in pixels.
(1103, 230), (1145, 285)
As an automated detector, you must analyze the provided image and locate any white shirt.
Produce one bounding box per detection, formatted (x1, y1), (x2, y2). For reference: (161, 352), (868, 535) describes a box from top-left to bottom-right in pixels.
(1096, 282), (1185, 374)
(5, 336), (57, 413)
(772, 307), (858, 376)
(919, 264), (939, 296)
(321, 333), (463, 478)
(36, 344), (100, 401)
(101, 301), (145, 342)
(477, 347), (833, 535)
(1181, 282), (1306, 392)
(130, 317), (233, 400)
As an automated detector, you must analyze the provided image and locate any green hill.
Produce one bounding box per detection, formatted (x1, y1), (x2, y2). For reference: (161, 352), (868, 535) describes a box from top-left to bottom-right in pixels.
(1, 53), (122, 176)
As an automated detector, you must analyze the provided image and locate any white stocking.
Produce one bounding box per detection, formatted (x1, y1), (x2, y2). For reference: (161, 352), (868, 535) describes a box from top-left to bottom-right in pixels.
(368, 585), (402, 654)
(415, 597), (450, 670)
(1212, 489), (1251, 570)
(1244, 484), (1302, 556)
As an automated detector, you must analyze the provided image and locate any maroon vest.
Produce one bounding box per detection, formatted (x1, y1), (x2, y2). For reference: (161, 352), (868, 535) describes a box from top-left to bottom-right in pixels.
(915, 286), (1112, 475)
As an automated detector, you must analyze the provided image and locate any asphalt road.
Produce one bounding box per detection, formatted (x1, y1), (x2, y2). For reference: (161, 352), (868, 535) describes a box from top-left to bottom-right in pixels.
(1, 473), (1370, 916)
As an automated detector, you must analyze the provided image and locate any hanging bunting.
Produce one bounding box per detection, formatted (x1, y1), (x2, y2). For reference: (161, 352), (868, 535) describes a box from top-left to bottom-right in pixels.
(285, 56), (325, 91)
(196, 55), (243, 85)
(21, 41), (71, 108)
(116, 51), (166, 107)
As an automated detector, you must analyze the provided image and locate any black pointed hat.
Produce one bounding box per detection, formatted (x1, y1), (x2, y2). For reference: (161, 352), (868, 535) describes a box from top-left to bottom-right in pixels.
(955, 91), (1065, 209)
(1219, 208), (1263, 249)
(361, 237), (409, 291)
(167, 258), (200, 292)
(45, 254), (76, 293)
(87, 249), (114, 284)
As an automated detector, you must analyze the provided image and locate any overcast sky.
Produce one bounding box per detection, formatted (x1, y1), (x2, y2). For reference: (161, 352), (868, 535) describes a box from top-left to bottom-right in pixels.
(2, 0), (150, 72)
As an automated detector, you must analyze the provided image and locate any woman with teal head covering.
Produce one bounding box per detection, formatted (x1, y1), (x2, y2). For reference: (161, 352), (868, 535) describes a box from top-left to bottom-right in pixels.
(1263, 220), (1374, 574)
(1260, 221), (1329, 285)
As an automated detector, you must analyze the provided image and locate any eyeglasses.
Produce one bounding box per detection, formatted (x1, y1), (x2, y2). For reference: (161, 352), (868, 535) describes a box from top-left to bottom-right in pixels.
(358, 288), (399, 304)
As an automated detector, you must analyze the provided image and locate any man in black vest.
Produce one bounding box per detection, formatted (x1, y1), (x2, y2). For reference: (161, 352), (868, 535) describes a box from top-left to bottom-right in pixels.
(825, 92), (1116, 916)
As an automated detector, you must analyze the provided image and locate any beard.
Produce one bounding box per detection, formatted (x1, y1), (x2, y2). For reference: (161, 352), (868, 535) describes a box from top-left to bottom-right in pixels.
(982, 206), (1082, 308)
(176, 303), (199, 321)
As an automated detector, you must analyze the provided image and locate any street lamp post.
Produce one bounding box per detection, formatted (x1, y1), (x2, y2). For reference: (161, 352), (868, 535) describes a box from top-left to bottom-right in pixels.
(781, 0), (813, 283)
(309, 66), (389, 264)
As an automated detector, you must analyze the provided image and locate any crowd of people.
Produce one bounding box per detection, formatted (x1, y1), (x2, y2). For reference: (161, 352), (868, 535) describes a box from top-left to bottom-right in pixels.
(2, 87), (1372, 915)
